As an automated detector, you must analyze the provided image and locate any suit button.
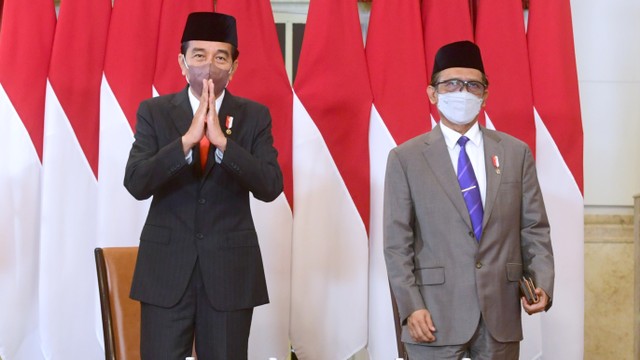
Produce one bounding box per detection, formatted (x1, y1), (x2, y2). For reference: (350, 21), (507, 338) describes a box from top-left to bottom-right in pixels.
(196, 233), (204, 239)
(198, 198), (206, 204)
(468, 231), (474, 238)
(476, 262), (483, 269)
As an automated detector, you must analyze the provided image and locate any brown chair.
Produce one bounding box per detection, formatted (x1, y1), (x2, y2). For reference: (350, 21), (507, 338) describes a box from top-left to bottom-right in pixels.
(95, 247), (140, 360)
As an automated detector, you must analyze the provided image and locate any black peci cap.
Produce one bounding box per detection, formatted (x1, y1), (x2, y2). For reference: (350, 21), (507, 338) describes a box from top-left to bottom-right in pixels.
(433, 40), (484, 75)
(181, 12), (238, 49)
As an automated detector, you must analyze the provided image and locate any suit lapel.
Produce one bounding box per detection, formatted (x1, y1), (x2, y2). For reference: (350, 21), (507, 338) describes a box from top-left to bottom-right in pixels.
(421, 125), (473, 231)
(170, 86), (193, 136)
(480, 127), (504, 231)
(169, 87), (204, 179)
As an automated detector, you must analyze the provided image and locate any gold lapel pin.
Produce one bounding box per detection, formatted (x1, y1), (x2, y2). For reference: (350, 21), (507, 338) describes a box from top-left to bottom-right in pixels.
(492, 155), (501, 174)
(225, 115), (234, 136)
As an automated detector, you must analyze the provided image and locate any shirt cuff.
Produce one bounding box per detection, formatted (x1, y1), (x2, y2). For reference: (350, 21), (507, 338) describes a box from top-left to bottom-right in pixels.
(185, 149), (193, 164)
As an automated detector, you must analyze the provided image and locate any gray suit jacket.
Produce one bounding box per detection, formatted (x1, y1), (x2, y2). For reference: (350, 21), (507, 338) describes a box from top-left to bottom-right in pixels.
(384, 124), (554, 345)
(124, 87), (283, 311)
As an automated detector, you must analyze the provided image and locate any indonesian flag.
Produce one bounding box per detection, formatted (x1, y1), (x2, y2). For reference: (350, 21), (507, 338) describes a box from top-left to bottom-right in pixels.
(40, 0), (110, 358)
(97, 0), (163, 251)
(528, 0), (584, 358)
(216, 0), (293, 358)
(422, 0), (474, 124)
(474, 2), (540, 358)
(366, 0), (430, 358)
(0, 0), (55, 358)
(291, 0), (372, 358)
(475, 0), (536, 151)
(153, 0), (213, 96)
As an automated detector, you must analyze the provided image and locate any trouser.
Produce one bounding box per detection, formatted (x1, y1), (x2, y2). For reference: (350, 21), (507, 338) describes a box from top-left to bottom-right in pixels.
(140, 260), (253, 360)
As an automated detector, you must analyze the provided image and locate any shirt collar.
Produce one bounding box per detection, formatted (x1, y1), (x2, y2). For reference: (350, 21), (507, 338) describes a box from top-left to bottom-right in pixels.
(441, 121), (482, 149)
(187, 87), (225, 115)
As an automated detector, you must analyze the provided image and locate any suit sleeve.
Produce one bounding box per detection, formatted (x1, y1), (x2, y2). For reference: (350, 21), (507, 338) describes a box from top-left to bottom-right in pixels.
(219, 105), (283, 202)
(123, 100), (189, 200)
(383, 149), (427, 323)
(519, 146), (555, 309)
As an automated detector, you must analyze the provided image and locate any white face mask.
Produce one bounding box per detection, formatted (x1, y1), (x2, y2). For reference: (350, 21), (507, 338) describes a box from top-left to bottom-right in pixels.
(436, 91), (483, 125)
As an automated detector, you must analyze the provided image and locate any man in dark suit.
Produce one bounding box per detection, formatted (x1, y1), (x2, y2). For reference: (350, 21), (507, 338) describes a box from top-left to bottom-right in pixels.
(124, 12), (283, 359)
(383, 41), (554, 359)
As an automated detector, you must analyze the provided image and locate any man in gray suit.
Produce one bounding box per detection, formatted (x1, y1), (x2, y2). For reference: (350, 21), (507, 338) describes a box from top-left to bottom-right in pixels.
(124, 12), (282, 359)
(384, 41), (554, 359)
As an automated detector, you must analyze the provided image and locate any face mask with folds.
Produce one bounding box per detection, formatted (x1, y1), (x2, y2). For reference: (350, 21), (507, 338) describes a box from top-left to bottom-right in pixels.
(436, 91), (483, 125)
(183, 57), (231, 98)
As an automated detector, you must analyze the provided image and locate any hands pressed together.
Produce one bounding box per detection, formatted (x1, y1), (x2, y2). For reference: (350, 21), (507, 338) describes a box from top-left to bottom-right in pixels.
(182, 79), (227, 155)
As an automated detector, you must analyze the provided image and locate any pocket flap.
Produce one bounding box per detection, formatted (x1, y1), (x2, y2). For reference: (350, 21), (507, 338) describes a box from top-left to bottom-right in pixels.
(415, 267), (445, 285)
(506, 263), (523, 281)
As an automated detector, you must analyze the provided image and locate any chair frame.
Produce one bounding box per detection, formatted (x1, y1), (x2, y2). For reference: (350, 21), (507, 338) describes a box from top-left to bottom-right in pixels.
(95, 247), (118, 360)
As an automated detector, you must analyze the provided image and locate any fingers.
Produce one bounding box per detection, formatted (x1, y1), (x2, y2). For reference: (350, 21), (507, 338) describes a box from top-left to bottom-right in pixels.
(199, 78), (208, 102)
(207, 79), (216, 121)
(407, 309), (437, 343)
(194, 79), (209, 120)
(522, 288), (549, 315)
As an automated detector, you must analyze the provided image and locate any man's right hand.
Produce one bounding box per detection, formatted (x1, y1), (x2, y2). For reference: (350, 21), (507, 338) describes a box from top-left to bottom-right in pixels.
(407, 308), (437, 343)
(181, 78), (213, 155)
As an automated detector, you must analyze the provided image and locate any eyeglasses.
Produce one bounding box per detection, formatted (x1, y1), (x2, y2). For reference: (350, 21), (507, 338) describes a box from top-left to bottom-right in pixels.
(433, 79), (487, 96)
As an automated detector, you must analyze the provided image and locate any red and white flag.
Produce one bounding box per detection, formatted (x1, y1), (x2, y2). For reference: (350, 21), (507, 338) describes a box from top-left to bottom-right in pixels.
(474, 0), (535, 150)
(291, 0), (372, 358)
(40, 0), (110, 358)
(153, 0), (213, 96)
(366, 0), (430, 358)
(528, 0), (584, 358)
(474, 3), (541, 357)
(98, 0), (163, 250)
(0, 0), (55, 358)
(422, 0), (474, 124)
(216, 0), (293, 358)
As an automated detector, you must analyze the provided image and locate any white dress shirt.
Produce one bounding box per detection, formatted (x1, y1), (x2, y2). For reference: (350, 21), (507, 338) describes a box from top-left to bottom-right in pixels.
(440, 121), (487, 206)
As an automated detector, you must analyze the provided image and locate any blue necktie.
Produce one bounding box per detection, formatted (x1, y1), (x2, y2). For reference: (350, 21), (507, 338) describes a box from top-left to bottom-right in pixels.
(457, 136), (483, 241)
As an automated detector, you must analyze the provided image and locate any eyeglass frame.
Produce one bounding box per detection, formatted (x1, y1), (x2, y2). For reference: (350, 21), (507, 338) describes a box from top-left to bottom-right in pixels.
(432, 78), (488, 96)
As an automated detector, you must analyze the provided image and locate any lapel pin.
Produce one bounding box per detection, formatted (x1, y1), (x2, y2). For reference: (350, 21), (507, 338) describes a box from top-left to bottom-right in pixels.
(492, 155), (500, 174)
(225, 115), (234, 135)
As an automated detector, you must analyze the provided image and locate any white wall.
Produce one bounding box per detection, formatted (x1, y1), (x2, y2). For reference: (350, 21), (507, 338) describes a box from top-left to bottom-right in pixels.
(572, 0), (640, 209)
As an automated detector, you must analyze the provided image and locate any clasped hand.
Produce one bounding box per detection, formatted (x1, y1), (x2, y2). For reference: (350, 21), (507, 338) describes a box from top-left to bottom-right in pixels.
(182, 79), (227, 154)
(522, 287), (549, 315)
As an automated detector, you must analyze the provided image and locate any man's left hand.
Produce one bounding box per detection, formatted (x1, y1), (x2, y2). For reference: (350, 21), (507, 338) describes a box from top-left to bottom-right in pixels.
(203, 79), (227, 151)
(522, 288), (549, 315)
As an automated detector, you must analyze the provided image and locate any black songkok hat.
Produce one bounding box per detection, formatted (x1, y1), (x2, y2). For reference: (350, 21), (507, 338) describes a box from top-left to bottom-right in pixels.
(433, 40), (485, 74)
(181, 12), (238, 49)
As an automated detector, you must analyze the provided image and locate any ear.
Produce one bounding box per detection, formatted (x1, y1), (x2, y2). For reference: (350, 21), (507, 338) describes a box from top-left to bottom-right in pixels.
(178, 53), (187, 76)
(426, 86), (438, 105)
(228, 59), (239, 81)
(481, 89), (489, 107)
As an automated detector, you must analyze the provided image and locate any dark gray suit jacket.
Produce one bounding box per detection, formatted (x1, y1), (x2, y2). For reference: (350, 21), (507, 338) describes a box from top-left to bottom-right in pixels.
(384, 124), (554, 345)
(124, 87), (283, 311)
